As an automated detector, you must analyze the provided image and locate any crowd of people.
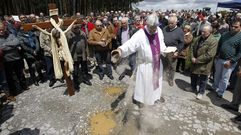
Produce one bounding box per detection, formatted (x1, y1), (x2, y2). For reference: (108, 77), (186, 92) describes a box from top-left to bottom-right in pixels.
(0, 9), (241, 123)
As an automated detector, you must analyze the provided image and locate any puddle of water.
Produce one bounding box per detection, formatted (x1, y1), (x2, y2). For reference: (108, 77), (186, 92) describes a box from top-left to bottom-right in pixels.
(104, 87), (123, 96)
(90, 111), (117, 135)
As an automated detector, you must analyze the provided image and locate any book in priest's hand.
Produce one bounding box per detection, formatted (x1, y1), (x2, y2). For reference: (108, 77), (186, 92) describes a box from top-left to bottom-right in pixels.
(162, 46), (177, 53)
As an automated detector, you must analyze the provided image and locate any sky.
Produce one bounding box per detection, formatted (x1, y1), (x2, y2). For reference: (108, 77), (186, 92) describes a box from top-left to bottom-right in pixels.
(133, 0), (231, 12)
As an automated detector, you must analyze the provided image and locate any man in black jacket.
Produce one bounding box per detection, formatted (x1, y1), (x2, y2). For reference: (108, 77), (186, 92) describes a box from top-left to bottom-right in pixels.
(0, 23), (28, 101)
(67, 25), (92, 90)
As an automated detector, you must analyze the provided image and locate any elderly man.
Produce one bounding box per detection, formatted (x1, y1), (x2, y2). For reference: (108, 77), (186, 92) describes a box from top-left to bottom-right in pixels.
(112, 13), (167, 105)
(116, 17), (138, 80)
(212, 19), (241, 99)
(187, 25), (218, 99)
(88, 20), (113, 80)
(163, 16), (184, 86)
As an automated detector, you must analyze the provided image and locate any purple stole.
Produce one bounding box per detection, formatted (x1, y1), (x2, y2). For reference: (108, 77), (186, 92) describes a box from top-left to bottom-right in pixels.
(144, 28), (160, 90)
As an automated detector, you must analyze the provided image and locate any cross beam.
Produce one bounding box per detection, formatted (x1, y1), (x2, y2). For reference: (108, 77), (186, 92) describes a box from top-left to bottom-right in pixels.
(22, 19), (83, 31)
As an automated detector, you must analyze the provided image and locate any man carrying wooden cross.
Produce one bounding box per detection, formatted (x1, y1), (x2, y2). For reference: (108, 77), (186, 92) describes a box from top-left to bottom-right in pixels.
(24, 4), (77, 96)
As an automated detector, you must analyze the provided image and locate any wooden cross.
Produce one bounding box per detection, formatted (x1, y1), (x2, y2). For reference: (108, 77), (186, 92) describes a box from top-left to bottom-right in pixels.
(22, 3), (83, 96)
(22, 4), (83, 31)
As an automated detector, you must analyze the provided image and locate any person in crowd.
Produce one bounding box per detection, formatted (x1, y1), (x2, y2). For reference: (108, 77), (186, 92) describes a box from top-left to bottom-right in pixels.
(17, 25), (42, 86)
(221, 59), (241, 112)
(212, 19), (241, 99)
(159, 13), (168, 29)
(116, 17), (138, 80)
(186, 25), (218, 99)
(212, 21), (221, 41)
(3, 15), (18, 36)
(163, 16), (184, 86)
(176, 25), (193, 73)
(133, 16), (144, 30)
(195, 15), (211, 37)
(88, 20), (113, 80)
(67, 24), (92, 90)
(219, 19), (229, 34)
(0, 22), (28, 101)
(111, 17), (120, 50)
(39, 26), (58, 87)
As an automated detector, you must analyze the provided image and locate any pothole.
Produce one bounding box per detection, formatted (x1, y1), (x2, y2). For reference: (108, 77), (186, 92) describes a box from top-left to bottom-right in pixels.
(104, 86), (123, 96)
(89, 110), (117, 135)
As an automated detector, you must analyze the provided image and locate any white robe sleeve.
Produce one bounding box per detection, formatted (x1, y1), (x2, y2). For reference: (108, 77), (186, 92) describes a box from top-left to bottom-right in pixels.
(118, 30), (142, 58)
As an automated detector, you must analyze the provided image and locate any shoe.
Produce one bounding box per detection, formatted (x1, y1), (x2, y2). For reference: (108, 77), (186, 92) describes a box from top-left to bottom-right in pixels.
(86, 73), (93, 80)
(83, 80), (92, 86)
(160, 97), (165, 103)
(6, 96), (16, 101)
(216, 94), (223, 99)
(22, 86), (30, 90)
(99, 74), (104, 80)
(74, 85), (80, 91)
(49, 80), (57, 87)
(58, 79), (64, 83)
(34, 81), (39, 86)
(231, 115), (241, 124)
(118, 72), (125, 81)
(234, 115), (241, 121)
(208, 86), (216, 91)
(39, 78), (45, 83)
(221, 104), (239, 112)
(107, 75), (114, 80)
(196, 93), (203, 100)
(168, 80), (174, 87)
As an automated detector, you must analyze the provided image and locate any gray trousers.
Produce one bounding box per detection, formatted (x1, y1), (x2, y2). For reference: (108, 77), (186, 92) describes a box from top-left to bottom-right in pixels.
(166, 53), (177, 82)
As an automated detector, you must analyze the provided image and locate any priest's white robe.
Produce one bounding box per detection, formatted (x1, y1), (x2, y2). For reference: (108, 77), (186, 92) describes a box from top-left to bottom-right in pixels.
(119, 27), (166, 105)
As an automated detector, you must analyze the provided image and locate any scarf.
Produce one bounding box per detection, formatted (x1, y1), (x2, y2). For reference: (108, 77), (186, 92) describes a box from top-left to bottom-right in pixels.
(144, 28), (161, 90)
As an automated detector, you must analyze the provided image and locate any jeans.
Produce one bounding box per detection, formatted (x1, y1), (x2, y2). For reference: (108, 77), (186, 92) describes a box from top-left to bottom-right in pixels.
(176, 58), (185, 72)
(191, 74), (208, 94)
(212, 58), (237, 96)
(95, 50), (112, 76)
(44, 56), (55, 81)
(166, 53), (177, 82)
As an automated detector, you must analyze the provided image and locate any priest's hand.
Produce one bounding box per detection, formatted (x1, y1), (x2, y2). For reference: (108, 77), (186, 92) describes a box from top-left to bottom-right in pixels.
(111, 48), (122, 64)
(172, 52), (178, 58)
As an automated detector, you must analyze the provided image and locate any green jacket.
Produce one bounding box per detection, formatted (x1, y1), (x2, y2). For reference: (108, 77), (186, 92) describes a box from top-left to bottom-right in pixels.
(190, 34), (218, 75)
